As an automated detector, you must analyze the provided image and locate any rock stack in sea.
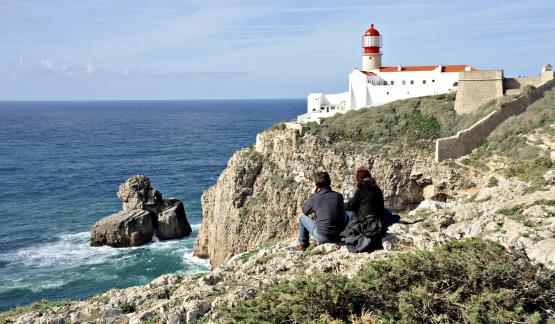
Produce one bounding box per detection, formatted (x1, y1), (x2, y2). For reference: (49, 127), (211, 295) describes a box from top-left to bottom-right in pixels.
(90, 175), (192, 247)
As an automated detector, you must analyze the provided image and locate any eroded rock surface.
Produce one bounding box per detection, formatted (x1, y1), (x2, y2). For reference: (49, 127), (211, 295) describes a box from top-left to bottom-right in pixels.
(91, 175), (192, 247)
(194, 129), (466, 267)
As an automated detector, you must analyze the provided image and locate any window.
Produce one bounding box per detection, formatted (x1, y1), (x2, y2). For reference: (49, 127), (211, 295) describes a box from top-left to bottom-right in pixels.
(384, 81), (388, 85)
(432, 79), (435, 83)
(423, 80), (427, 84)
(402, 80), (406, 85)
(391, 81), (394, 85)
(453, 82), (459, 87)
(410, 80), (414, 85)
(387, 92), (389, 95)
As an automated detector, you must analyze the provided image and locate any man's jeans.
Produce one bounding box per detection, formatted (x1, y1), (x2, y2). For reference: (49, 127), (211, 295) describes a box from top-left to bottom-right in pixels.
(298, 214), (336, 246)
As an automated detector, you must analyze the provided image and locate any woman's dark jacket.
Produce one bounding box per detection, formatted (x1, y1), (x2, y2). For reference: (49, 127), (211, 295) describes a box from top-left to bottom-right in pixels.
(340, 184), (386, 253)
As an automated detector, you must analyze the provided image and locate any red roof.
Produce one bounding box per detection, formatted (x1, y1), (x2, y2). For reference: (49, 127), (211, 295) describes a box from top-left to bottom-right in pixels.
(364, 24), (380, 36)
(379, 65), (474, 73)
(361, 71), (377, 76)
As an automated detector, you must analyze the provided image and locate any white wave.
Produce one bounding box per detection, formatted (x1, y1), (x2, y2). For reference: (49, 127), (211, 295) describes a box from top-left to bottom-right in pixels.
(0, 232), (121, 269)
(0, 230), (208, 294)
(190, 223), (202, 231)
(182, 252), (211, 269)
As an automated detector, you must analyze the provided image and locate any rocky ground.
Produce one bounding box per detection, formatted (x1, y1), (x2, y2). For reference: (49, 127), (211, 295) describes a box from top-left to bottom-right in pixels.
(4, 172), (554, 323)
(3, 94), (554, 323)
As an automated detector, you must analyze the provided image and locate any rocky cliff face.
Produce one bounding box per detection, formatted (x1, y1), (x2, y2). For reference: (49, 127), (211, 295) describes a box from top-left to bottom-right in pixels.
(194, 128), (463, 267)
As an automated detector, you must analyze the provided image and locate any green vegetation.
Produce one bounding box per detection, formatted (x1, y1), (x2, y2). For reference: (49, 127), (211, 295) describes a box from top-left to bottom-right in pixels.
(0, 300), (71, 324)
(496, 204), (524, 217)
(268, 122), (286, 131)
(482, 87), (555, 160)
(240, 248), (260, 263)
(222, 239), (555, 323)
(118, 302), (135, 314)
(487, 176), (498, 187)
(307, 93), (498, 154)
(504, 156), (553, 188)
(197, 314), (211, 324)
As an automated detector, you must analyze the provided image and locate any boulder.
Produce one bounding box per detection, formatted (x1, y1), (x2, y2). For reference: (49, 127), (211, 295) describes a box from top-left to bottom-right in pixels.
(156, 199), (192, 240)
(91, 175), (192, 247)
(91, 210), (153, 247)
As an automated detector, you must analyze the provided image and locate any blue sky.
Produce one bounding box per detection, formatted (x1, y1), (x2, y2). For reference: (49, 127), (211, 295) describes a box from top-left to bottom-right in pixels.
(1, 0), (554, 100)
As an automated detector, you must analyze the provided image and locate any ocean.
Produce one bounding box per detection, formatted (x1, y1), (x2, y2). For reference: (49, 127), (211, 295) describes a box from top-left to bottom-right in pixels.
(0, 99), (305, 312)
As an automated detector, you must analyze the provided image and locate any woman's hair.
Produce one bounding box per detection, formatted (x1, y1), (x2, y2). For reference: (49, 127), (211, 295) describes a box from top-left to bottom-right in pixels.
(355, 166), (373, 189)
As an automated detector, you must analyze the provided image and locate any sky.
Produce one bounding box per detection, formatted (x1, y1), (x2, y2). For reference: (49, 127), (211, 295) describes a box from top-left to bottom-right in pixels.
(1, 0), (554, 100)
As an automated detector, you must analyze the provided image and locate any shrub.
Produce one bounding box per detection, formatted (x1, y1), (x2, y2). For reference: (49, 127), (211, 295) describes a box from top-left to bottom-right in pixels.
(118, 302), (135, 314)
(504, 156), (552, 187)
(497, 204), (524, 216)
(497, 96), (514, 108)
(487, 176), (498, 187)
(522, 84), (536, 97)
(222, 239), (555, 323)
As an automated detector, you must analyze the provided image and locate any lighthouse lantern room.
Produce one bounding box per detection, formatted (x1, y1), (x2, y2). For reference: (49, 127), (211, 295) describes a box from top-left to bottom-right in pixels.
(362, 24), (382, 71)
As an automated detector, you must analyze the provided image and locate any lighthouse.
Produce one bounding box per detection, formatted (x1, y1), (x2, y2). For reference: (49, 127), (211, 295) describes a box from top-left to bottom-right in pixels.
(300, 24), (476, 124)
(361, 24), (382, 71)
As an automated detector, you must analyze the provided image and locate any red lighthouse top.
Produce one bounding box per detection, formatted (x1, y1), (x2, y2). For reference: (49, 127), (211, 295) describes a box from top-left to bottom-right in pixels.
(362, 24), (382, 54)
(364, 24), (380, 36)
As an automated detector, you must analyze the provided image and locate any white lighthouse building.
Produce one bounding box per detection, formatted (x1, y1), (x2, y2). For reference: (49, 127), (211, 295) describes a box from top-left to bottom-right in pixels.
(298, 24), (474, 123)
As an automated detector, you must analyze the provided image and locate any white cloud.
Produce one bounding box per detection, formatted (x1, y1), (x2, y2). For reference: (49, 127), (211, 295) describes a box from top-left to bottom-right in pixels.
(85, 62), (96, 76)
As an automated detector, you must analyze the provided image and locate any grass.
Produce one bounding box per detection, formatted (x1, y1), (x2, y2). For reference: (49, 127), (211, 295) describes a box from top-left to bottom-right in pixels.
(483, 87), (555, 160)
(306, 93), (499, 155)
(497, 204), (524, 217)
(240, 248), (260, 263)
(503, 156), (552, 188)
(221, 239), (555, 323)
(0, 300), (71, 323)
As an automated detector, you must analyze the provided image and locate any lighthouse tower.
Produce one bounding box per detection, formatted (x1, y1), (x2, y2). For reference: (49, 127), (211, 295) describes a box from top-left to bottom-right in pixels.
(361, 24), (382, 71)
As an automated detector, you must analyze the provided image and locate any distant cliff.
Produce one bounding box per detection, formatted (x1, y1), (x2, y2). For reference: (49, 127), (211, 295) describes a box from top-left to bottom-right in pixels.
(193, 127), (462, 267)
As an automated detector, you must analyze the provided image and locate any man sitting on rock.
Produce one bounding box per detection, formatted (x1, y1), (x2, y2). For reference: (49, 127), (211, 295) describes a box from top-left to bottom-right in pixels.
(295, 171), (346, 251)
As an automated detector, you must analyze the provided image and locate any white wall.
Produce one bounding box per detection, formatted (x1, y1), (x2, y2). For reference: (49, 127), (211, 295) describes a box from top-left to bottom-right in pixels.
(301, 67), (461, 123)
(366, 70), (459, 106)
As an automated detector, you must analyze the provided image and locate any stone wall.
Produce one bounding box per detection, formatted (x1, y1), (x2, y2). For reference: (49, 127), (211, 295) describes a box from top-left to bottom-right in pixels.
(436, 78), (555, 162)
(504, 76), (542, 91)
(454, 70), (504, 115)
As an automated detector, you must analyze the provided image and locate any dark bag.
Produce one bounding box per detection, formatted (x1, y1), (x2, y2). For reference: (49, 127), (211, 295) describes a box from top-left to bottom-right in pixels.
(340, 214), (384, 253)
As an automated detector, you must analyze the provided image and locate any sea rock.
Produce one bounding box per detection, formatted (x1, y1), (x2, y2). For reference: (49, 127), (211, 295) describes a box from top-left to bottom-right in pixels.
(157, 199), (192, 240)
(91, 210), (153, 247)
(91, 175), (192, 247)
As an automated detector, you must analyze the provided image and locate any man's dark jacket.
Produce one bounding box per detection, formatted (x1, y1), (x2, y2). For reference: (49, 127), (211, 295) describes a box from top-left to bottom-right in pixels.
(303, 187), (345, 240)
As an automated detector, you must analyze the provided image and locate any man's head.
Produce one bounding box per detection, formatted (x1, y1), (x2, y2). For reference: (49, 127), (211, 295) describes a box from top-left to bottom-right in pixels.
(314, 171), (331, 189)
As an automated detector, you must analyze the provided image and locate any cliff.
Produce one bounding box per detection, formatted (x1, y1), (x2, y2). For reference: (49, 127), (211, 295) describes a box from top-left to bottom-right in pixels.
(4, 176), (554, 323)
(3, 91), (554, 323)
(193, 128), (455, 267)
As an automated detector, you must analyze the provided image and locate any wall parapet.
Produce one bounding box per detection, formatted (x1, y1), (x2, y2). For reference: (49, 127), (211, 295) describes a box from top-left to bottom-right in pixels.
(436, 78), (555, 162)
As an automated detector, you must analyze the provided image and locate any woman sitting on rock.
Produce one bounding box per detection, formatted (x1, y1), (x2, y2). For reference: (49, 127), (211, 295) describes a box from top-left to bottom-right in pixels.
(341, 166), (386, 253)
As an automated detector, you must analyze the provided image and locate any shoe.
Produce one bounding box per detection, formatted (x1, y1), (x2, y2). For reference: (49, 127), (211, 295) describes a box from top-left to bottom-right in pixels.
(293, 244), (307, 252)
